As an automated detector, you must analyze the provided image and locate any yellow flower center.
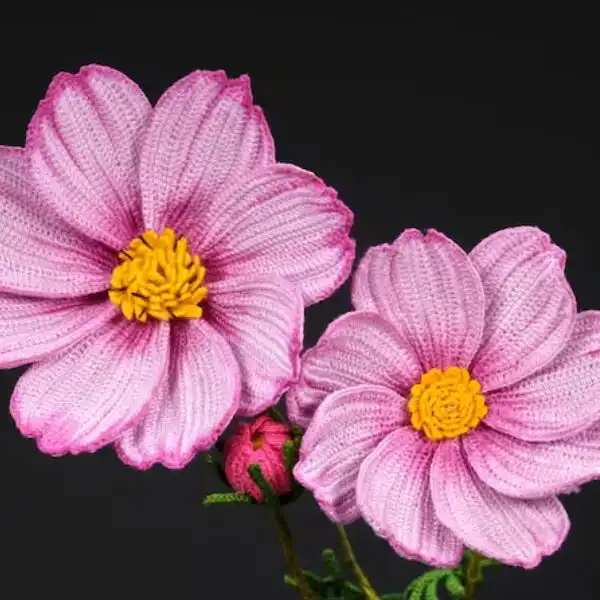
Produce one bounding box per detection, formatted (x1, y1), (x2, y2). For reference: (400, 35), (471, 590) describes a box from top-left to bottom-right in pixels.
(408, 367), (487, 441)
(109, 228), (207, 323)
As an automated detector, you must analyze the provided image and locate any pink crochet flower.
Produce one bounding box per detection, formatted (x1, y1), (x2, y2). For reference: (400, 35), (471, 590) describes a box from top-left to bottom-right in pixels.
(289, 227), (600, 568)
(223, 415), (293, 501)
(0, 65), (354, 469)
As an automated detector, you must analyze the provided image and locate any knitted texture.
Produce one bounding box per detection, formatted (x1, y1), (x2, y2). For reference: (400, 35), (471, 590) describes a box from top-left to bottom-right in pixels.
(289, 227), (600, 568)
(0, 65), (355, 469)
(223, 415), (293, 501)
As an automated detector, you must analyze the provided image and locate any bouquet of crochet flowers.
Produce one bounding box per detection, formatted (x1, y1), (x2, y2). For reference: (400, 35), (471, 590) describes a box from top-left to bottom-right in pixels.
(2, 65), (600, 600)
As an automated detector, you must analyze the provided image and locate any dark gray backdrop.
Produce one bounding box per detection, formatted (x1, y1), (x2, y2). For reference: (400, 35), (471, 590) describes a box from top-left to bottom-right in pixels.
(2, 12), (600, 599)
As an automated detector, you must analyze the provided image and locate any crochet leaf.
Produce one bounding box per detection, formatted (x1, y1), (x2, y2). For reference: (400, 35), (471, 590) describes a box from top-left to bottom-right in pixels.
(322, 548), (342, 579)
(202, 492), (252, 505)
(402, 568), (454, 600)
(444, 573), (466, 597)
(284, 547), (364, 599)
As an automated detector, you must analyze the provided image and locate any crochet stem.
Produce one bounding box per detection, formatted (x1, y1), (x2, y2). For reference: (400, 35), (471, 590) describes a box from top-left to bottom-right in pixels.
(273, 506), (316, 600)
(463, 551), (483, 599)
(336, 524), (379, 600)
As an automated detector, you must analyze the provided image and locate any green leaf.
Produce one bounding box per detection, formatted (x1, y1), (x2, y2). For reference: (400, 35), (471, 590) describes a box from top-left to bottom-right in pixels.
(408, 577), (428, 599)
(283, 439), (297, 470)
(286, 567), (364, 599)
(322, 548), (342, 578)
(444, 573), (465, 598)
(424, 578), (439, 600)
(402, 568), (456, 600)
(381, 594), (405, 600)
(341, 580), (365, 599)
(248, 464), (277, 505)
(303, 570), (332, 596)
(202, 492), (252, 505)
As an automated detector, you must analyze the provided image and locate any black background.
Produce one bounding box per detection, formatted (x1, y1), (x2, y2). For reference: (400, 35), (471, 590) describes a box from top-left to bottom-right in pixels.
(2, 11), (600, 600)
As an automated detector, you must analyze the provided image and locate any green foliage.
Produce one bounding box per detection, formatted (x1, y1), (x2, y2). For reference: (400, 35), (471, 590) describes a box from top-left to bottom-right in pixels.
(402, 568), (455, 600)
(322, 548), (342, 579)
(444, 573), (465, 598)
(284, 547), (364, 599)
(398, 550), (498, 599)
(202, 492), (252, 505)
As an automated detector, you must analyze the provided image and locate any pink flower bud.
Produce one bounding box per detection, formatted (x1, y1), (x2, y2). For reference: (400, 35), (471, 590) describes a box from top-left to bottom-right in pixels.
(223, 415), (293, 501)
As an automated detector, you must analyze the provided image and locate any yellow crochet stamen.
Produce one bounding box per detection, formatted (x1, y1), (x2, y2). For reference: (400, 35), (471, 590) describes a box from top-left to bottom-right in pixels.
(109, 228), (207, 323)
(408, 367), (487, 441)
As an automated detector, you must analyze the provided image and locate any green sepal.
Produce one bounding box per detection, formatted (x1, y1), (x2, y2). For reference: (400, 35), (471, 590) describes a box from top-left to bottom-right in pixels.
(292, 425), (303, 446)
(283, 439), (298, 470)
(248, 463), (277, 506)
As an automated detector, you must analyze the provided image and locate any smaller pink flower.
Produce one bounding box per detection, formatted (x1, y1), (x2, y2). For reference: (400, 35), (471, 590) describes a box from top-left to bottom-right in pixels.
(223, 415), (293, 501)
(289, 227), (600, 568)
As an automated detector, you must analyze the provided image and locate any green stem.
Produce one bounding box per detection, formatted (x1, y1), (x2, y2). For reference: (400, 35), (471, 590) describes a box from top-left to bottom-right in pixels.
(274, 506), (317, 600)
(463, 551), (483, 599)
(336, 524), (379, 600)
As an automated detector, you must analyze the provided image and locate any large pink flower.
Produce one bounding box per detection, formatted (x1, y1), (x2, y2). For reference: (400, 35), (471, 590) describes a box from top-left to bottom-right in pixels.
(0, 65), (354, 469)
(289, 227), (600, 568)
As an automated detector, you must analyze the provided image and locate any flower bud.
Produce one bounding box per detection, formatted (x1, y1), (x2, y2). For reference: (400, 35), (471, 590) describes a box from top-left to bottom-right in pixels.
(223, 415), (293, 501)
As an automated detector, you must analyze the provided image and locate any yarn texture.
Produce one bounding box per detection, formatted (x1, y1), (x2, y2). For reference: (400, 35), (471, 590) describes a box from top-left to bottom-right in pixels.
(289, 227), (600, 568)
(224, 415), (293, 501)
(0, 65), (355, 469)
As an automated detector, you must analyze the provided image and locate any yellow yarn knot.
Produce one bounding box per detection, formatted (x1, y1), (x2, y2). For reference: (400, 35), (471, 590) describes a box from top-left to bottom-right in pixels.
(408, 367), (487, 441)
(109, 228), (207, 323)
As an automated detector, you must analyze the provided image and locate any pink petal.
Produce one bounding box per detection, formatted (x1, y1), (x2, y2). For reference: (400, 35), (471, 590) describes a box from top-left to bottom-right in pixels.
(356, 427), (464, 566)
(250, 414), (291, 439)
(140, 70), (274, 232)
(351, 229), (484, 372)
(294, 385), (407, 524)
(286, 311), (421, 428)
(0, 146), (113, 297)
(463, 424), (600, 499)
(26, 65), (151, 249)
(470, 227), (576, 391)
(10, 318), (169, 455)
(180, 164), (354, 306)
(207, 274), (303, 416)
(0, 294), (118, 368)
(485, 310), (600, 441)
(431, 439), (570, 568)
(116, 320), (241, 469)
